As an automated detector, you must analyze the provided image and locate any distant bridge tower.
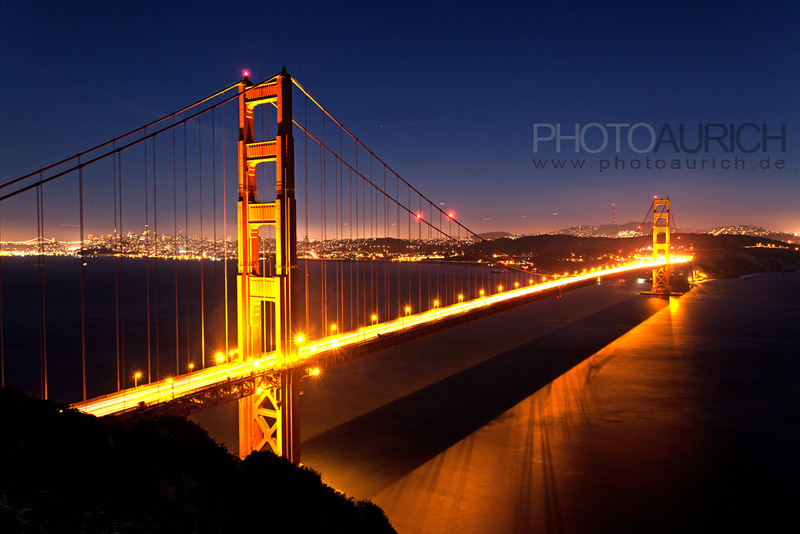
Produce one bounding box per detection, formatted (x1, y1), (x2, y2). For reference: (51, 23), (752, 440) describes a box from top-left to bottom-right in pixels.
(237, 68), (301, 463)
(650, 198), (670, 294)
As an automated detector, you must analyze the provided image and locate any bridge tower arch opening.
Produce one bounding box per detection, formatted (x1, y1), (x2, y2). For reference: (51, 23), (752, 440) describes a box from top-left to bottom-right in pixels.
(236, 68), (301, 462)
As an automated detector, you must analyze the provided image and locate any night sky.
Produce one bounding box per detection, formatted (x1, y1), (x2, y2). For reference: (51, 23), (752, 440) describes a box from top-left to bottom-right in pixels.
(1, 1), (798, 235)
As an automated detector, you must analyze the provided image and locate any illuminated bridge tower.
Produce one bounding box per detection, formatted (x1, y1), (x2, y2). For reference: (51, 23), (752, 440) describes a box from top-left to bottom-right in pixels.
(237, 68), (301, 462)
(650, 198), (671, 295)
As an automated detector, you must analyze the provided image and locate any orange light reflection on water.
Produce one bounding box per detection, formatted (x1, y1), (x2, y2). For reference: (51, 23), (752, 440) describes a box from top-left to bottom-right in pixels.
(372, 294), (698, 533)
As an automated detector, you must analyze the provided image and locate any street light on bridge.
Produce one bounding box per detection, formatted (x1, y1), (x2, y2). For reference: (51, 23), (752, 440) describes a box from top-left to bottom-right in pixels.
(134, 371), (141, 389)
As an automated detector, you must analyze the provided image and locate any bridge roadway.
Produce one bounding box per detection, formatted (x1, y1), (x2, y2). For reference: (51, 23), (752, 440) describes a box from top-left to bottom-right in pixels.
(71, 257), (690, 418)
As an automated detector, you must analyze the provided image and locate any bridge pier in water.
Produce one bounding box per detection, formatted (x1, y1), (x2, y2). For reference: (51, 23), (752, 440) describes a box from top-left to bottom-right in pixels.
(236, 68), (301, 462)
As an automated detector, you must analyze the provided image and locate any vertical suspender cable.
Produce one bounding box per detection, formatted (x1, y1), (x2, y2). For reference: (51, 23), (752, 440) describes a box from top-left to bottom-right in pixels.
(198, 118), (205, 368)
(303, 95), (310, 334)
(113, 145), (120, 391)
(144, 131), (151, 383)
(119, 153), (126, 388)
(338, 131), (343, 331)
(173, 120), (180, 376)
(427, 203), (431, 307)
(385, 168), (390, 318)
(336, 129), (341, 330)
(339, 130), (344, 330)
(184, 123), (190, 371)
(321, 116), (326, 334)
(369, 157), (374, 318)
(348, 167), (353, 330)
(340, 139), (345, 329)
(396, 175), (400, 317)
(79, 157), (87, 400)
(355, 145), (360, 327)
(438, 210), (442, 302)
(418, 195), (422, 313)
(223, 104), (229, 357)
(212, 109), (219, 354)
(37, 179), (47, 399)
(407, 186), (411, 311)
(153, 137), (160, 380)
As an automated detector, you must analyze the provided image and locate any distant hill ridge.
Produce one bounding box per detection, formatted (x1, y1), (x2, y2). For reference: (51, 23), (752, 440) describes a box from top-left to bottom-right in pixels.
(480, 223), (795, 242)
(477, 231), (512, 240)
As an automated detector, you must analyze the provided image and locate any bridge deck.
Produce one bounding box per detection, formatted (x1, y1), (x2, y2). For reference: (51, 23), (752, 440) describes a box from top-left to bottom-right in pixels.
(71, 258), (689, 417)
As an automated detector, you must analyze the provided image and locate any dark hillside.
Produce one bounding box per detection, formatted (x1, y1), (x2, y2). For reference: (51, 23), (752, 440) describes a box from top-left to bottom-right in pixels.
(0, 388), (395, 534)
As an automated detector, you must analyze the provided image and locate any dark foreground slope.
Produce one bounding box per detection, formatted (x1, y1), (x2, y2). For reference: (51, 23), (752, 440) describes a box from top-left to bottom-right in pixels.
(0, 388), (395, 534)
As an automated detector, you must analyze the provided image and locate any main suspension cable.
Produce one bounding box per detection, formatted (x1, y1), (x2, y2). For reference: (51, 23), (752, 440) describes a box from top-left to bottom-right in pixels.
(0, 82), (241, 193)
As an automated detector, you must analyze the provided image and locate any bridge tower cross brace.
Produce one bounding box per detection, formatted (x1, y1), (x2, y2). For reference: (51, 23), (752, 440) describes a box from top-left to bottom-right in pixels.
(236, 68), (301, 463)
(651, 198), (671, 294)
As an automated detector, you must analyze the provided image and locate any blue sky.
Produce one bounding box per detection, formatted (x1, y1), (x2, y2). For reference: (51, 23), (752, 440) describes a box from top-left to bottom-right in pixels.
(2, 0), (798, 235)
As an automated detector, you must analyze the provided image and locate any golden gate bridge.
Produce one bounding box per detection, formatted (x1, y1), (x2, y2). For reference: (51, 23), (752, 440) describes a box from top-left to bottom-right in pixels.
(0, 68), (688, 463)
